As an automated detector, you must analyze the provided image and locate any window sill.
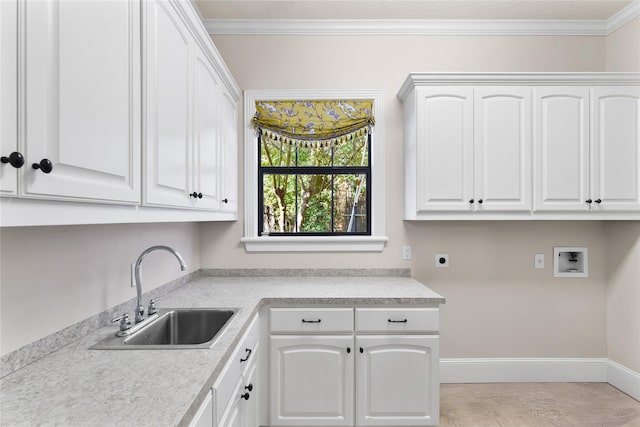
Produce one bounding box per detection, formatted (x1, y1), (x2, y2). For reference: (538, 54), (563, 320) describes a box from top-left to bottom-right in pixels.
(241, 235), (388, 252)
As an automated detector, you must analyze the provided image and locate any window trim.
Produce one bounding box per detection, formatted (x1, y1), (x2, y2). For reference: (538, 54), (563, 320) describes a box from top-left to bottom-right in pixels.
(242, 90), (387, 252)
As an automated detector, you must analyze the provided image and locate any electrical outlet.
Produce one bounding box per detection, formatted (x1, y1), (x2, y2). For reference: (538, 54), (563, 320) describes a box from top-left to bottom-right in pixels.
(535, 254), (545, 269)
(402, 245), (412, 260)
(435, 253), (449, 268)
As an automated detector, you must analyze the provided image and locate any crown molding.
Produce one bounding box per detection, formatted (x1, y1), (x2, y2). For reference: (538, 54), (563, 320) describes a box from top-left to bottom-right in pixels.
(203, 2), (639, 36)
(607, 0), (640, 34)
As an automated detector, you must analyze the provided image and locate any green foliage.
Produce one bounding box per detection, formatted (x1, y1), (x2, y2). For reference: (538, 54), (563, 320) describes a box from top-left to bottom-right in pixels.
(261, 137), (368, 234)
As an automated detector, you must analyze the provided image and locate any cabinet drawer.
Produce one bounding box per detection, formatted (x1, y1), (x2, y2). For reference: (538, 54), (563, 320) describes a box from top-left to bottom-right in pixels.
(355, 308), (439, 333)
(270, 308), (354, 333)
(213, 314), (259, 425)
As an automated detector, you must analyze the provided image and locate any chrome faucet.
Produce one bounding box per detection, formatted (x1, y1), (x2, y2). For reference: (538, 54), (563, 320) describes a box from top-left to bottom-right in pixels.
(134, 245), (187, 323)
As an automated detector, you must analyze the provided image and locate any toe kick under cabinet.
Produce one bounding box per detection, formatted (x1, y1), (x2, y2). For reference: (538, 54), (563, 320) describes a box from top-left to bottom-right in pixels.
(269, 307), (440, 426)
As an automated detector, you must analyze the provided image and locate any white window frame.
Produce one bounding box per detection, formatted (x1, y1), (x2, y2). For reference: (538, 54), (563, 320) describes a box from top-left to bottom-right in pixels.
(241, 89), (387, 252)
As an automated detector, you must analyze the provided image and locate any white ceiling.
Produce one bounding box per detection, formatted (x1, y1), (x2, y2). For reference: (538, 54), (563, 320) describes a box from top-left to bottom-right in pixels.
(194, 0), (635, 21)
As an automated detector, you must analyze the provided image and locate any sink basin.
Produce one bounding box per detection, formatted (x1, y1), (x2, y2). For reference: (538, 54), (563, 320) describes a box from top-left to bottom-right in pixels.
(91, 308), (237, 350)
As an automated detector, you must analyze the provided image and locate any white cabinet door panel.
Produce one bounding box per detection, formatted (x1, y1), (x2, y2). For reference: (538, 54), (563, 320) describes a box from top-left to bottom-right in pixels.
(219, 86), (238, 212)
(356, 335), (439, 426)
(144, 0), (191, 207)
(415, 87), (474, 211)
(474, 88), (531, 211)
(23, 0), (140, 203)
(0, 0), (17, 196)
(270, 335), (354, 426)
(591, 87), (640, 211)
(534, 87), (590, 211)
(192, 50), (221, 210)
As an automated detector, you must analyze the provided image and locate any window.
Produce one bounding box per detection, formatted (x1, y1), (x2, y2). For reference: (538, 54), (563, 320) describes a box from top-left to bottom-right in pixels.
(257, 100), (372, 236)
(242, 90), (387, 252)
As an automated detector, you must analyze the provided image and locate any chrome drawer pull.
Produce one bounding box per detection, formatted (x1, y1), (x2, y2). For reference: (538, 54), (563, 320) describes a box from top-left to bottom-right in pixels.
(301, 318), (322, 323)
(388, 318), (408, 323)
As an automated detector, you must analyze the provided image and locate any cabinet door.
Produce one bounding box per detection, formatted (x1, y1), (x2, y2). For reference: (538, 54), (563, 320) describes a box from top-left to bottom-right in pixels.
(189, 390), (213, 427)
(192, 48), (222, 210)
(591, 87), (640, 211)
(241, 358), (258, 427)
(270, 335), (354, 426)
(474, 88), (531, 211)
(356, 335), (439, 426)
(0, 0), (17, 196)
(534, 87), (590, 211)
(219, 378), (243, 427)
(22, 0), (140, 203)
(144, 0), (192, 208)
(415, 87), (474, 211)
(219, 86), (238, 213)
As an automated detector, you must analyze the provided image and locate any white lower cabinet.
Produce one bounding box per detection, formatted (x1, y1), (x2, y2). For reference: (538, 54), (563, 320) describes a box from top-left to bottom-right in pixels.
(356, 336), (439, 426)
(269, 307), (440, 427)
(190, 390), (214, 427)
(270, 335), (355, 426)
(214, 314), (260, 427)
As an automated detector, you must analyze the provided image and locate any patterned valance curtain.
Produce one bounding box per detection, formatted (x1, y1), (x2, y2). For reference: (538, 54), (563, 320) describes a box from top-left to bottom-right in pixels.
(252, 99), (375, 148)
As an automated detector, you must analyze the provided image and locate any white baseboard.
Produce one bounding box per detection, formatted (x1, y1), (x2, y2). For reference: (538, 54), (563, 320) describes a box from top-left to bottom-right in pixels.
(440, 358), (639, 401)
(607, 360), (640, 401)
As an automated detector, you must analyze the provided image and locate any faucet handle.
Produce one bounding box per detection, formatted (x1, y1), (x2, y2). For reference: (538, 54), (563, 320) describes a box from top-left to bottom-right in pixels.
(148, 297), (160, 316)
(111, 313), (131, 332)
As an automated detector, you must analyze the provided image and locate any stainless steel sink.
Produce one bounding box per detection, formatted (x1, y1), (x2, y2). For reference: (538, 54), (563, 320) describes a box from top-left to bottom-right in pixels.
(91, 308), (237, 350)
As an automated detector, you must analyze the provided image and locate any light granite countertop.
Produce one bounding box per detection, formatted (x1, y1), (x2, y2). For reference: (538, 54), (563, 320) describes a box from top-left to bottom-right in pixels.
(0, 275), (444, 427)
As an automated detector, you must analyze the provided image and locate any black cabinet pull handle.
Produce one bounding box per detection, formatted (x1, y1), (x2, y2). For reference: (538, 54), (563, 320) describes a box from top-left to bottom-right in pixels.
(359, 347), (364, 354)
(469, 199), (475, 204)
(32, 159), (53, 174)
(240, 392), (250, 401)
(595, 199), (602, 204)
(346, 347), (351, 353)
(222, 198), (229, 204)
(586, 199), (593, 204)
(240, 348), (252, 362)
(301, 318), (321, 323)
(388, 318), (408, 323)
(1, 152), (24, 168)
(244, 383), (253, 392)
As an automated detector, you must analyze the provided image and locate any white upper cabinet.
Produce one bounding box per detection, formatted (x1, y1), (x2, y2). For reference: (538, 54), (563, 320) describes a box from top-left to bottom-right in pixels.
(0, 0), (18, 197)
(590, 86), (640, 211)
(21, 0), (141, 203)
(193, 48), (223, 210)
(408, 86), (530, 215)
(534, 87), (590, 211)
(1, 0), (240, 226)
(474, 88), (531, 211)
(143, 0), (239, 212)
(219, 86), (238, 213)
(399, 73), (640, 220)
(413, 87), (474, 212)
(144, 0), (192, 208)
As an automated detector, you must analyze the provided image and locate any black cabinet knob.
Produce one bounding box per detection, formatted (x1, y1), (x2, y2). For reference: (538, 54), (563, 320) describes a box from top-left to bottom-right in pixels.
(32, 159), (53, 174)
(595, 199), (602, 204)
(1, 152), (24, 168)
(478, 199), (483, 204)
(585, 199), (593, 204)
(359, 347), (364, 354)
(240, 392), (250, 401)
(222, 198), (229, 204)
(190, 192), (203, 199)
(346, 347), (351, 353)
(469, 199), (475, 204)
(244, 383), (253, 392)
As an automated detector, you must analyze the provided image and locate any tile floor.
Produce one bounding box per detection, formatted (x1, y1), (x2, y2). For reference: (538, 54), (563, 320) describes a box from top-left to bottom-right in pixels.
(440, 383), (640, 426)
